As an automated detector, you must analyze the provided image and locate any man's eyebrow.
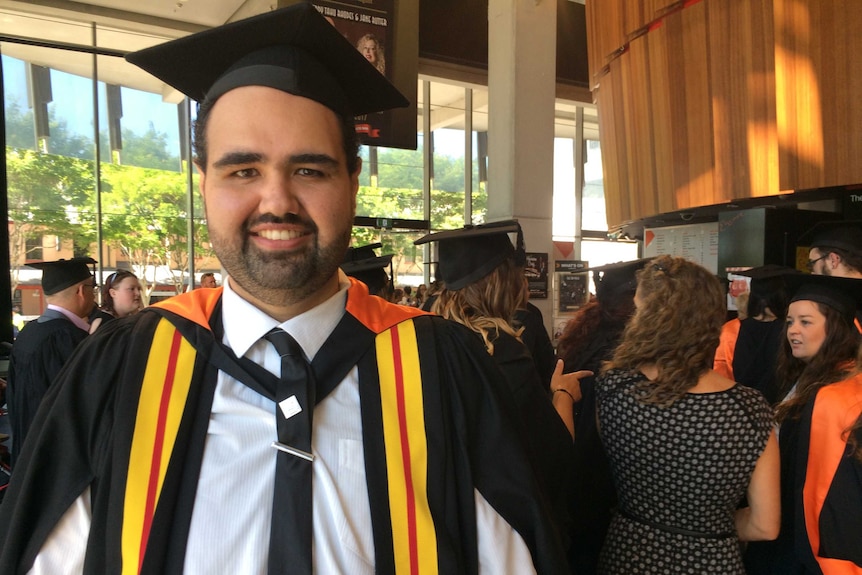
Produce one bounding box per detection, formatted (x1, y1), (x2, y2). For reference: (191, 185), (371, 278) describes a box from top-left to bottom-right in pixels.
(212, 151), (264, 169)
(289, 153), (340, 167)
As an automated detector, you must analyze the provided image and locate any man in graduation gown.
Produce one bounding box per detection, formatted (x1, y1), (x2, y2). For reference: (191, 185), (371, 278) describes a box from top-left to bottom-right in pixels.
(6, 257), (96, 466)
(0, 6), (568, 574)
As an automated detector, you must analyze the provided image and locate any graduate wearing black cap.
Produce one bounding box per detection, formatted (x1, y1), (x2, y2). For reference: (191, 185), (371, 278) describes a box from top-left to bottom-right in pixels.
(745, 273), (862, 575)
(416, 220), (581, 544)
(6, 257), (96, 465)
(553, 257), (649, 575)
(800, 220), (862, 278)
(713, 265), (798, 403)
(340, 242), (394, 298)
(0, 7), (567, 575)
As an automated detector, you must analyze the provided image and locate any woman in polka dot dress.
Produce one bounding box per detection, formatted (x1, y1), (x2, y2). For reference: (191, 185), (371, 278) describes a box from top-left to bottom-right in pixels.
(595, 255), (780, 574)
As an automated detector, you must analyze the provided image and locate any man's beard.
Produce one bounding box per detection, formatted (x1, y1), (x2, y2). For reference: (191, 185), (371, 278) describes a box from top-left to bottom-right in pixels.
(211, 213), (351, 305)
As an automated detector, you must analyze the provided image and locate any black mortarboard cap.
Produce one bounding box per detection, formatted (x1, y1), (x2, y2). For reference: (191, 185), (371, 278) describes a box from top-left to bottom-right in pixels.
(785, 273), (862, 322)
(798, 220), (862, 254)
(28, 257), (96, 295)
(125, 3), (409, 117)
(341, 243), (394, 275)
(584, 258), (651, 301)
(414, 220), (525, 290)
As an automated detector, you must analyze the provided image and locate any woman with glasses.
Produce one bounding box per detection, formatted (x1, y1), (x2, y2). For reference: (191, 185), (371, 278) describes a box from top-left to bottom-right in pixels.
(596, 255), (780, 574)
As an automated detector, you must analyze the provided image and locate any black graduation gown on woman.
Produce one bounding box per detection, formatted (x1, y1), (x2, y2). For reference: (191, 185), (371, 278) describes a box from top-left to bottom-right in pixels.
(488, 330), (576, 541)
(0, 281), (569, 575)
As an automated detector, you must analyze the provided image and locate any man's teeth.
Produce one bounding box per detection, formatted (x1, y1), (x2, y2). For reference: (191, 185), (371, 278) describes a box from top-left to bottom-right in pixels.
(259, 229), (303, 240)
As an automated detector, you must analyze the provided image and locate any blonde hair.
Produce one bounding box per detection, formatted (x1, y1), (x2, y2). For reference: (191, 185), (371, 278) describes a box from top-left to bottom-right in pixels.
(604, 255), (726, 406)
(432, 258), (525, 355)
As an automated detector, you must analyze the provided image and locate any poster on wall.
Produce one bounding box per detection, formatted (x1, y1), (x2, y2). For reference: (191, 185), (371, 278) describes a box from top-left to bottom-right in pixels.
(310, 0), (403, 148)
(554, 260), (588, 312)
(524, 252), (548, 299)
(558, 273), (588, 312)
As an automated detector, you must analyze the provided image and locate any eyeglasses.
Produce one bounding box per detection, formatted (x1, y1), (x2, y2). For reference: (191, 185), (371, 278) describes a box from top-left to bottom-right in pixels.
(806, 254), (828, 271)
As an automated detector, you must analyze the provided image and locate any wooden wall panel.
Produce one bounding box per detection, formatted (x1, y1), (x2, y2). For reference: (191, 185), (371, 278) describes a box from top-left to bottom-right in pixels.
(595, 62), (629, 226)
(676, 3), (715, 210)
(707, 0), (777, 201)
(586, 0), (627, 86)
(588, 0), (862, 230)
(646, 18), (676, 215)
(776, 0), (862, 190)
(622, 34), (659, 219)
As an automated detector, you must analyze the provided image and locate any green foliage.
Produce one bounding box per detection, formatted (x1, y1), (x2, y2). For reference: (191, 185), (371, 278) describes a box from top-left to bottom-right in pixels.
(116, 124), (183, 172)
(6, 147), (97, 278)
(99, 163), (206, 295)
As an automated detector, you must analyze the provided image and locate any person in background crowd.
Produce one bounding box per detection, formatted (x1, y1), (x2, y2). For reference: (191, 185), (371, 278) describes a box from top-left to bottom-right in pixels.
(597, 255), (780, 574)
(200, 272), (218, 288)
(413, 283), (428, 308)
(340, 242), (393, 298)
(802, 220), (862, 279)
(797, 344), (862, 574)
(745, 273), (862, 574)
(555, 258), (649, 575)
(398, 285), (415, 307)
(0, 7), (568, 573)
(90, 270), (143, 332)
(713, 265), (796, 403)
(6, 257), (96, 466)
(416, 220), (587, 541)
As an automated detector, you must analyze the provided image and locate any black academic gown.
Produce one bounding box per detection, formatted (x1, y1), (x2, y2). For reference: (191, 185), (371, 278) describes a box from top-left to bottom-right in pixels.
(6, 308), (89, 466)
(0, 280), (569, 575)
(732, 318), (784, 403)
(514, 303), (557, 390)
(488, 330), (576, 545)
(795, 376), (862, 574)
(558, 319), (626, 575)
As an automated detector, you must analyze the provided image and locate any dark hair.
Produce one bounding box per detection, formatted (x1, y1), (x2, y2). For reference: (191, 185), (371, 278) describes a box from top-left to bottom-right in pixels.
(747, 276), (789, 319)
(556, 292), (636, 372)
(193, 96), (361, 175)
(100, 270), (138, 316)
(821, 246), (862, 274)
(774, 302), (860, 421)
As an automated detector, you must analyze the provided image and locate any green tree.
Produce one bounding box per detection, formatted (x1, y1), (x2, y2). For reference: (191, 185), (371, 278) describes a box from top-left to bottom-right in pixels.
(100, 163), (204, 299)
(6, 148), (97, 289)
(118, 123), (182, 172)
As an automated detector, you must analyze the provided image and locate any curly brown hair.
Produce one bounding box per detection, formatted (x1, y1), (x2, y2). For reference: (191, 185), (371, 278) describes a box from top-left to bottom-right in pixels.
(431, 258), (525, 355)
(604, 255), (726, 406)
(774, 301), (859, 423)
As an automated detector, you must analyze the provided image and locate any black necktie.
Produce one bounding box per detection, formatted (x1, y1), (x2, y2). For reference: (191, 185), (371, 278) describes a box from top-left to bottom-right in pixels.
(264, 328), (315, 575)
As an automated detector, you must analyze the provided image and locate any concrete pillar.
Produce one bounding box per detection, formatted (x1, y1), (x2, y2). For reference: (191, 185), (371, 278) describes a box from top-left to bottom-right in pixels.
(487, 0), (557, 333)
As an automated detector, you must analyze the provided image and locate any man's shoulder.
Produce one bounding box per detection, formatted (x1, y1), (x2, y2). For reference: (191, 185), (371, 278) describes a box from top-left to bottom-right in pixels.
(12, 313), (84, 349)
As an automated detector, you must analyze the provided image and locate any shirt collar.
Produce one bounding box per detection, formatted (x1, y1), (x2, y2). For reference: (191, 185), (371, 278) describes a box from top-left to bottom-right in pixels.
(46, 304), (90, 332)
(221, 272), (351, 361)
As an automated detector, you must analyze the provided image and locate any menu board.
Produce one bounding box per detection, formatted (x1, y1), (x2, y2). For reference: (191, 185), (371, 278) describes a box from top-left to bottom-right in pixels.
(644, 222), (719, 273)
